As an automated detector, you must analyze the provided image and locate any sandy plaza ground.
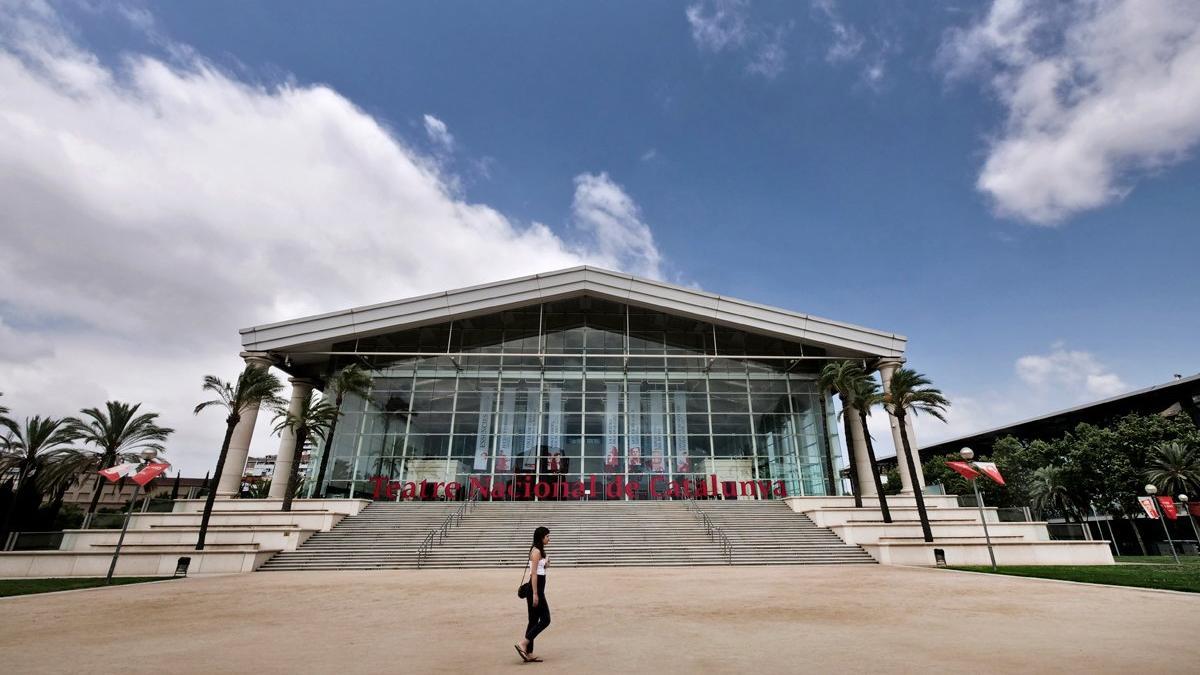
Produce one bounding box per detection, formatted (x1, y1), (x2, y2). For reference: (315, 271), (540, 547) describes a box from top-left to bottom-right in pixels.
(2, 564), (1197, 674)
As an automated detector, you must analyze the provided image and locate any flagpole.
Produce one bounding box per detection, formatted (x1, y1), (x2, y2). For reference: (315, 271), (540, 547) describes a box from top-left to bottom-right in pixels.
(961, 448), (997, 571)
(104, 448), (160, 585)
(1181, 495), (1200, 547)
(105, 481), (141, 585)
(1145, 484), (1179, 564)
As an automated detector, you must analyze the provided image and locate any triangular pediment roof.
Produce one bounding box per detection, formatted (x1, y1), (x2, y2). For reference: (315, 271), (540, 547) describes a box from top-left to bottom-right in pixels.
(240, 266), (906, 359)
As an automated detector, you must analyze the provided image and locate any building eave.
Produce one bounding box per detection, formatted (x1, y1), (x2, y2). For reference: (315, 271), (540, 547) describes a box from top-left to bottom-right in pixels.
(239, 266), (907, 358)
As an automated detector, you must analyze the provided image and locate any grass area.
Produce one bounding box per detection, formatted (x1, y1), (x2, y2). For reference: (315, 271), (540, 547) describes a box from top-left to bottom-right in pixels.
(955, 555), (1200, 593)
(0, 577), (169, 598)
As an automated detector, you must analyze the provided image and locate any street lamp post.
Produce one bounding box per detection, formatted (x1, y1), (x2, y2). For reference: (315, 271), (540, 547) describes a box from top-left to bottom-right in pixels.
(961, 448), (997, 571)
(1180, 494), (1200, 552)
(1144, 484), (1179, 565)
(105, 449), (158, 584)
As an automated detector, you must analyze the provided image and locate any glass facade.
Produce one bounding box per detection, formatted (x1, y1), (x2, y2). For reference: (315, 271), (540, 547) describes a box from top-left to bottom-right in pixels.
(310, 296), (845, 500)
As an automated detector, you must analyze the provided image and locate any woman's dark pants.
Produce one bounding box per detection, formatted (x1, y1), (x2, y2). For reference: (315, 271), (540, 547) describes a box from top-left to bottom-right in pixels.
(524, 575), (550, 652)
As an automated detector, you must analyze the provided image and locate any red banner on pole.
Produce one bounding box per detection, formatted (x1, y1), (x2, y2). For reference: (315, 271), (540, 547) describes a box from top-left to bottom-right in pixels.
(1138, 496), (1159, 519)
(131, 462), (171, 487)
(946, 461), (980, 480)
(973, 461), (1006, 486)
(1156, 495), (1178, 520)
(98, 462), (139, 483)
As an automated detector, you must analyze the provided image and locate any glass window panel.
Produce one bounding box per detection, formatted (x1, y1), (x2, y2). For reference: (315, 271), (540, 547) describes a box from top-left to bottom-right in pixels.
(671, 413), (710, 436)
(681, 435), (712, 457)
(707, 379), (749, 412)
(747, 378), (789, 393)
(403, 434), (452, 458)
(709, 414), (753, 435)
(752, 413), (795, 435)
(712, 435), (753, 457)
(407, 411), (452, 435)
(750, 393), (791, 414)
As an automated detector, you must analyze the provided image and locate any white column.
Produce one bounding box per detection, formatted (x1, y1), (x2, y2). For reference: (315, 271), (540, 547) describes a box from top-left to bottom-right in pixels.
(268, 378), (317, 499)
(877, 358), (925, 494)
(846, 405), (877, 497)
(217, 352), (275, 497)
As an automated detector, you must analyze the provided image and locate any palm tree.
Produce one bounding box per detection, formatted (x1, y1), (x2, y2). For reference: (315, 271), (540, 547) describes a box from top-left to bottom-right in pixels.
(1028, 465), (1077, 521)
(0, 417), (78, 543)
(311, 364), (373, 497)
(193, 367), (284, 550)
(850, 372), (892, 523)
(882, 368), (950, 543)
(50, 402), (174, 522)
(818, 361), (865, 508)
(0, 392), (16, 441)
(272, 391), (338, 511)
(1145, 442), (1200, 497)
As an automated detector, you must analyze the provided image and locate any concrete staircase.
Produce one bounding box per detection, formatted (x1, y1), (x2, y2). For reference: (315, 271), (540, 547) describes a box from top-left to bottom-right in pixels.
(259, 500), (873, 571)
(258, 502), (461, 571)
(703, 501), (877, 565)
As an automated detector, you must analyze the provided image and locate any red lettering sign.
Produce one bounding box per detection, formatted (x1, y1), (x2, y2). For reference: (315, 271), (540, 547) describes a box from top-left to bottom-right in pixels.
(364, 473), (789, 501)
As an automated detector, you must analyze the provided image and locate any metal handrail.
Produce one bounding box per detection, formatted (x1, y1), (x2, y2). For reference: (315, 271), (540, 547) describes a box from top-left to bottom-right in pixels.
(685, 499), (733, 564)
(416, 491), (481, 568)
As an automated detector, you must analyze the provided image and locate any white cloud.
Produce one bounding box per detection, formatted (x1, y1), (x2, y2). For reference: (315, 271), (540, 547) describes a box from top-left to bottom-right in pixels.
(812, 0), (893, 88)
(640, 148), (658, 162)
(746, 29), (787, 80)
(685, 0), (749, 53)
(422, 113), (454, 152)
(940, 0), (1200, 224)
(0, 3), (663, 475)
(1016, 344), (1128, 399)
(571, 173), (663, 281)
(813, 0), (863, 63)
(686, 0), (788, 79)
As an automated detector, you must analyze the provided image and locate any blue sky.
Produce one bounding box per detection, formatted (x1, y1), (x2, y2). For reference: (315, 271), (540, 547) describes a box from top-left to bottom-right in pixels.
(2, 0), (1199, 473)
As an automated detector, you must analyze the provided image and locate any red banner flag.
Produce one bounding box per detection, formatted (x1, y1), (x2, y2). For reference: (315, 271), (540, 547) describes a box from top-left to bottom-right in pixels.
(1190, 502), (1200, 518)
(1138, 496), (1159, 519)
(131, 462), (171, 487)
(946, 461), (981, 480)
(1156, 495), (1178, 520)
(973, 461), (1006, 486)
(98, 462), (139, 483)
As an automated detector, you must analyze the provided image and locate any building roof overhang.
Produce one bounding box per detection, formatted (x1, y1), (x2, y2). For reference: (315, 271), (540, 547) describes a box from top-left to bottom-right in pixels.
(239, 266), (907, 360)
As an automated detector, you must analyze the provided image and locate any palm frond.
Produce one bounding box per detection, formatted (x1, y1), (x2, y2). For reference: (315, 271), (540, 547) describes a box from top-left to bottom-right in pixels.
(68, 401), (173, 459)
(883, 368), (950, 422)
(818, 360), (867, 401)
(329, 364), (374, 403)
(1145, 441), (1200, 496)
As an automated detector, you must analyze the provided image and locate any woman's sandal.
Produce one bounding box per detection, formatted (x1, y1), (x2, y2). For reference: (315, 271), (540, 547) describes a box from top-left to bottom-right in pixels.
(528, 656), (543, 663)
(515, 645), (532, 662)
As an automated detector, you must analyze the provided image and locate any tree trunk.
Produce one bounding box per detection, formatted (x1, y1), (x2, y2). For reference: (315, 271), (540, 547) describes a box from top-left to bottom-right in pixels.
(0, 465), (29, 546)
(196, 416), (238, 551)
(859, 411), (892, 523)
(313, 394), (343, 498)
(838, 394), (862, 508)
(281, 428), (307, 512)
(897, 411), (933, 542)
(85, 450), (118, 518)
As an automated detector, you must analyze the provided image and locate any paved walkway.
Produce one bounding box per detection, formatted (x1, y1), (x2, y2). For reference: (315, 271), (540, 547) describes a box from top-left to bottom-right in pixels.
(2, 565), (1197, 673)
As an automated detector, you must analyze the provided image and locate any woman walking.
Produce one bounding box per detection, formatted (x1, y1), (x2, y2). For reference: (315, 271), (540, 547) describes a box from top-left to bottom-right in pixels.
(516, 526), (551, 662)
